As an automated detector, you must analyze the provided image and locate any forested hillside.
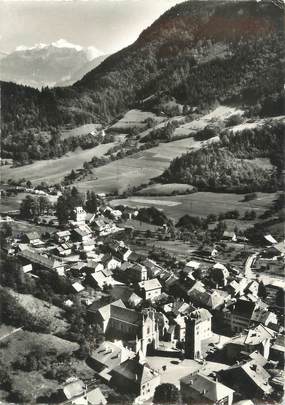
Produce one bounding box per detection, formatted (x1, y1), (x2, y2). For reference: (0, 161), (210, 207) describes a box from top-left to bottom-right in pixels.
(1, 1), (284, 162)
(161, 121), (285, 193)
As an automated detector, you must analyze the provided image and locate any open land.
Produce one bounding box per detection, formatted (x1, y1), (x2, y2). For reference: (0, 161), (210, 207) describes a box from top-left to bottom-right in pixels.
(111, 192), (277, 221)
(1, 142), (116, 184)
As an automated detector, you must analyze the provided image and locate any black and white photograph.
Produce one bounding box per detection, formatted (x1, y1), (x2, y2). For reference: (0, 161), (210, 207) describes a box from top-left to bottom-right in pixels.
(0, 0), (284, 404)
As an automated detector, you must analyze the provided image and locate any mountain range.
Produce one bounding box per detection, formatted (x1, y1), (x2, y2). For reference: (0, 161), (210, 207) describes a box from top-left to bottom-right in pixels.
(0, 39), (107, 88)
(1, 0), (284, 162)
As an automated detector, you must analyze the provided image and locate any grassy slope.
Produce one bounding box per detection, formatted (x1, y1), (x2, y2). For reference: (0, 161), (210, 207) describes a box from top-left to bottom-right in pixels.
(1, 142), (115, 184)
(110, 192), (277, 221)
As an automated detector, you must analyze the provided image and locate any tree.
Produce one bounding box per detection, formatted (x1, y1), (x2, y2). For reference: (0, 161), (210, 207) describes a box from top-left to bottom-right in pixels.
(38, 196), (51, 215)
(153, 383), (180, 404)
(20, 195), (39, 218)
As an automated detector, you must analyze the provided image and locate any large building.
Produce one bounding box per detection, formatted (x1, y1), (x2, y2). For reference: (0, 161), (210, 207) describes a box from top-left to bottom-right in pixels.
(180, 371), (234, 405)
(88, 300), (159, 355)
(110, 351), (160, 401)
(185, 308), (212, 359)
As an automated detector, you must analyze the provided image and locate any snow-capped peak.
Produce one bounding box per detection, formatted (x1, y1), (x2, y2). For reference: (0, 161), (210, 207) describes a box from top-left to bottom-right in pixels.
(51, 39), (82, 51)
(16, 43), (48, 51)
(14, 39), (103, 60)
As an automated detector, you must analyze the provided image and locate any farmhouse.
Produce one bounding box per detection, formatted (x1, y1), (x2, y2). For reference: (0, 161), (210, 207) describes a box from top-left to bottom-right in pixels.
(18, 249), (65, 274)
(138, 278), (162, 300)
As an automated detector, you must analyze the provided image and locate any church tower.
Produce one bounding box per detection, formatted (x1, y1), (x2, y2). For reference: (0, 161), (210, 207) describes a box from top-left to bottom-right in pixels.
(185, 315), (202, 359)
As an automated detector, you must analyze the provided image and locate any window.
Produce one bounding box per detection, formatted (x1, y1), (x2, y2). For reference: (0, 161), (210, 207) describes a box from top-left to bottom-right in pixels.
(147, 327), (150, 334)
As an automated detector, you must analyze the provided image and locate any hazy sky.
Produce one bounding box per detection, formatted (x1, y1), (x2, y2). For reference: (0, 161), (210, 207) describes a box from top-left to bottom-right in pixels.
(0, 0), (185, 54)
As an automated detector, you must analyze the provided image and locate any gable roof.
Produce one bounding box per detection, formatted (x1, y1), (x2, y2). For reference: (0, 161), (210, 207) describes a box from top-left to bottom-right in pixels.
(181, 372), (234, 401)
(110, 305), (141, 325)
(86, 387), (107, 405)
(244, 324), (274, 346)
(25, 231), (40, 240)
(63, 379), (85, 400)
(88, 299), (125, 317)
(18, 249), (63, 270)
(138, 278), (161, 291)
(221, 360), (272, 394)
(112, 356), (157, 385)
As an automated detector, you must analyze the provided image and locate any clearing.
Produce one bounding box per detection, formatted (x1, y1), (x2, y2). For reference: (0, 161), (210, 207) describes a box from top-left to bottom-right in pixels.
(173, 106), (244, 138)
(76, 136), (218, 194)
(111, 192), (277, 221)
(1, 142), (116, 184)
(60, 123), (102, 140)
(109, 109), (166, 132)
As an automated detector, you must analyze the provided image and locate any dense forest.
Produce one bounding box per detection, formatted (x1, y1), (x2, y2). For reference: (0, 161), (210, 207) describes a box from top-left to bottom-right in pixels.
(161, 121), (284, 193)
(1, 1), (284, 162)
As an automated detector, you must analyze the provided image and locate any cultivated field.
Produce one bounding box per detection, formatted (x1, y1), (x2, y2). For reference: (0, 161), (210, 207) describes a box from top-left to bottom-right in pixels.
(173, 105), (244, 137)
(76, 136), (217, 194)
(111, 192), (277, 221)
(109, 109), (166, 132)
(60, 123), (102, 140)
(1, 143), (115, 184)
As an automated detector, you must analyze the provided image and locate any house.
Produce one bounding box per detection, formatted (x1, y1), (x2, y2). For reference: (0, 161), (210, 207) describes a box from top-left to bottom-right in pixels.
(222, 231), (237, 242)
(104, 206), (122, 221)
(138, 278), (162, 300)
(72, 206), (87, 223)
(219, 360), (273, 398)
(110, 285), (143, 308)
(101, 255), (121, 270)
(89, 340), (135, 374)
(72, 282), (85, 294)
(210, 263), (230, 287)
(188, 288), (226, 310)
(54, 230), (71, 243)
(22, 232), (41, 244)
(21, 263), (33, 273)
(125, 263), (148, 282)
(110, 351), (160, 401)
(72, 225), (93, 242)
(0, 215), (13, 223)
(180, 371), (234, 405)
(18, 249), (65, 274)
(55, 242), (73, 257)
(184, 260), (201, 273)
(87, 260), (104, 273)
(88, 270), (114, 290)
(60, 378), (107, 405)
(22, 231), (44, 247)
(142, 258), (165, 278)
(225, 324), (275, 361)
(223, 299), (278, 333)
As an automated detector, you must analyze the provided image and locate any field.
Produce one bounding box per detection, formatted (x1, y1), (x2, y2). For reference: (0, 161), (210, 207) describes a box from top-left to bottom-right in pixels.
(109, 109), (165, 132)
(173, 105), (244, 137)
(111, 192), (277, 221)
(76, 136), (217, 194)
(60, 123), (102, 140)
(1, 142), (115, 184)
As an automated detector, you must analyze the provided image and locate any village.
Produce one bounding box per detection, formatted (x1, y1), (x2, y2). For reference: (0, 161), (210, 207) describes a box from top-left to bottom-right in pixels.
(0, 184), (284, 405)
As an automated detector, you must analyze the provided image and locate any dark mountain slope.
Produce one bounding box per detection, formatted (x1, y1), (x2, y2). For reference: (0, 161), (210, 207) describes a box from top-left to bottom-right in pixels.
(1, 1), (284, 161)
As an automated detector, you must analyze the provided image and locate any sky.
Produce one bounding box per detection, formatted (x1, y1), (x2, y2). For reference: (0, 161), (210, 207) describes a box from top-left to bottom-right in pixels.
(0, 0), (185, 55)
